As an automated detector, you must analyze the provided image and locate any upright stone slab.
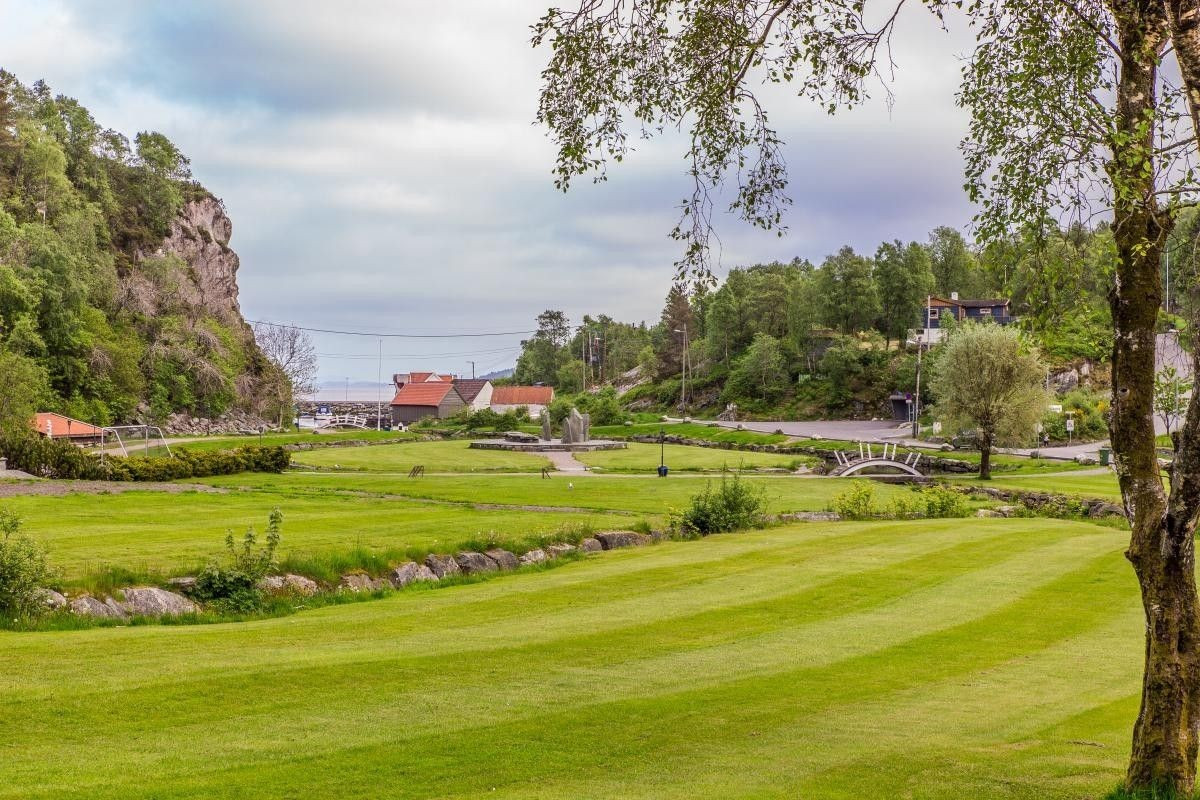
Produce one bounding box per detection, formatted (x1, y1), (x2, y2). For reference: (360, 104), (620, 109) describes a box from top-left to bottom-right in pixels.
(581, 412), (591, 442)
(541, 412), (552, 442)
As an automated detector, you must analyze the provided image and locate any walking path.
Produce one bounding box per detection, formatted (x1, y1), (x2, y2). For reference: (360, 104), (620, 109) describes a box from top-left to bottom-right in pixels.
(540, 450), (592, 473)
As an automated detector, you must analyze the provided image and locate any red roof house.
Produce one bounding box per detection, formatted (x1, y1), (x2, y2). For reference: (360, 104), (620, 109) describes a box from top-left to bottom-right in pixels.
(490, 386), (555, 415)
(389, 382), (467, 424)
(32, 413), (105, 444)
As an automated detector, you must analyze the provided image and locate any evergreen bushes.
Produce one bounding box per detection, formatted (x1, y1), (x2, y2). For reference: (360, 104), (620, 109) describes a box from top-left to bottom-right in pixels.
(0, 433), (290, 480)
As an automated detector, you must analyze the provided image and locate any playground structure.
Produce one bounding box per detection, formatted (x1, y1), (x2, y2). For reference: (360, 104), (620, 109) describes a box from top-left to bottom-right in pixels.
(102, 425), (173, 457)
(830, 441), (926, 479)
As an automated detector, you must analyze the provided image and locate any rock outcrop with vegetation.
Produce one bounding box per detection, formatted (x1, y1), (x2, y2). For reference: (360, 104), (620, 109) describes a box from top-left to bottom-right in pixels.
(0, 71), (282, 432)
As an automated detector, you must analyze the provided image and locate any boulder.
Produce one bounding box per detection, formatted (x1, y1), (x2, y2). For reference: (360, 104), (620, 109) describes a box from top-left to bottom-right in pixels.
(70, 595), (126, 619)
(455, 551), (498, 574)
(39, 588), (67, 610)
(994, 505), (1021, 518)
(259, 574), (319, 596)
(519, 548), (547, 565)
(594, 531), (652, 550)
(974, 509), (1004, 518)
(339, 573), (375, 592)
(776, 511), (841, 523)
(167, 576), (197, 592)
(546, 543), (577, 558)
(579, 537), (604, 553)
(484, 548), (519, 570)
(390, 561), (438, 587)
(425, 553), (460, 579)
(121, 587), (197, 616)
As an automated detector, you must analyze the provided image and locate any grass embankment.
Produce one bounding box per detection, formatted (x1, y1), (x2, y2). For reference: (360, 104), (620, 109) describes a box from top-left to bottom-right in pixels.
(576, 442), (815, 473)
(592, 421), (790, 445)
(0, 518), (1140, 798)
(955, 472), (1124, 502)
(172, 429), (419, 452)
(290, 439), (550, 473)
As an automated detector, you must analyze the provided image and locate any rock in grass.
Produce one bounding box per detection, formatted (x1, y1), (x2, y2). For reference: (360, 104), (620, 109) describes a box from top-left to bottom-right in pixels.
(484, 548), (519, 570)
(167, 576), (197, 590)
(390, 562), (438, 587)
(579, 537), (603, 553)
(519, 549), (547, 565)
(455, 551), (498, 574)
(546, 543), (576, 558)
(339, 573), (374, 592)
(424, 553), (460, 579)
(594, 531), (652, 550)
(259, 574), (319, 596)
(39, 589), (67, 610)
(70, 595), (125, 618)
(121, 587), (197, 616)
(974, 509), (1004, 518)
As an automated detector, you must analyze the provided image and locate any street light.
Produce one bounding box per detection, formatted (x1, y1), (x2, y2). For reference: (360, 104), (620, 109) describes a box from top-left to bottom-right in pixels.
(657, 427), (668, 477)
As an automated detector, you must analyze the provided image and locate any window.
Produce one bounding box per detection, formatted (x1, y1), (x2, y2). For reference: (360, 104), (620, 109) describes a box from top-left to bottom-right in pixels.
(928, 308), (940, 320)
(978, 307), (992, 315)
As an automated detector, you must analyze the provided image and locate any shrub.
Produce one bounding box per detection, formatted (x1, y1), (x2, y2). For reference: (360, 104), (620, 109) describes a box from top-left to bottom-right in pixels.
(832, 481), (876, 520)
(0, 508), (55, 619)
(921, 486), (970, 518)
(677, 473), (766, 535)
(191, 509), (282, 613)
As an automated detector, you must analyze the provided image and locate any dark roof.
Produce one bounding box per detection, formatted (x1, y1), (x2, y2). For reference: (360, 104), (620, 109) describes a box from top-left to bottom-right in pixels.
(958, 298), (1010, 308)
(453, 379), (490, 403)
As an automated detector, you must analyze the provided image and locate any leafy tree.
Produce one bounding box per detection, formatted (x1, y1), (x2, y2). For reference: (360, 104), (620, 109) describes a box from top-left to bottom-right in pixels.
(0, 349), (50, 436)
(927, 227), (982, 298)
(514, 310), (571, 385)
(534, 1), (1200, 785)
(0, 508), (55, 619)
(931, 324), (1046, 479)
(725, 333), (788, 401)
(1155, 366), (1190, 441)
(874, 240), (934, 347)
(817, 247), (878, 334)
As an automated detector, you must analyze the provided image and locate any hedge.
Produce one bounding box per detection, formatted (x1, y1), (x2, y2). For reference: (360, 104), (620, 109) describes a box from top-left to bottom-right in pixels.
(0, 434), (290, 481)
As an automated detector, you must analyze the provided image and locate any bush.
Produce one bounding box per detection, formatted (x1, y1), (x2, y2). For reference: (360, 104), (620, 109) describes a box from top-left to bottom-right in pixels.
(832, 481), (876, 520)
(921, 486), (970, 518)
(190, 509), (282, 613)
(677, 472), (766, 535)
(0, 432), (290, 481)
(0, 508), (55, 619)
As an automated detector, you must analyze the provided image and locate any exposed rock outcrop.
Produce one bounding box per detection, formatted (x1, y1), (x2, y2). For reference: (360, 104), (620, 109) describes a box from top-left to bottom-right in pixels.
(425, 554), (461, 579)
(484, 548), (519, 570)
(121, 587), (197, 616)
(259, 574), (319, 596)
(594, 531), (652, 550)
(455, 552), (498, 574)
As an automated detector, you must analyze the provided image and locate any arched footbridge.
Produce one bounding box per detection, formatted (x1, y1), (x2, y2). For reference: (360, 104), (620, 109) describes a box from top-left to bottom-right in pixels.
(829, 442), (926, 478)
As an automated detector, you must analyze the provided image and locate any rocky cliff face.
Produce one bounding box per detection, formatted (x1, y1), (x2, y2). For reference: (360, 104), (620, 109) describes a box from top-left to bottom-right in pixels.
(148, 196), (245, 325)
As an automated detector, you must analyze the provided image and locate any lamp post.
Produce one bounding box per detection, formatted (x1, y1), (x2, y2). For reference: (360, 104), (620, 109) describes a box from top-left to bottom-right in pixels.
(658, 427), (668, 477)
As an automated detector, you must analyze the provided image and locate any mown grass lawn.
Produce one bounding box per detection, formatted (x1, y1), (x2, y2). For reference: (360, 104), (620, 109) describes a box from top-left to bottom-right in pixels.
(5, 489), (630, 583)
(0, 518), (1140, 799)
(172, 429), (419, 452)
(592, 420), (790, 445)
(577, 442), (815, 473)
(956, 472), (1124, 501)
(200, 471), (915, 516)
(290, 439), (551, 472)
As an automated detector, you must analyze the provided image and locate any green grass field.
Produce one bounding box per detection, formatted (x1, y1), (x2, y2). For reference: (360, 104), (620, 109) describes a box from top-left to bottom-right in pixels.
(167, 429), (419, 452)
(957, 472), (1123, 501)
(592, 421), (791, 445)
(6, 488), (629, 583)
(577, 442), (815, 472)
(0, 517), (1142, 799)
(290, 439), (552, 472)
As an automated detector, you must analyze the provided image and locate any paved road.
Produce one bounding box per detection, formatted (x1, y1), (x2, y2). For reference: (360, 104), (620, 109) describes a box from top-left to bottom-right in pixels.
(714, 418), (1117, 461)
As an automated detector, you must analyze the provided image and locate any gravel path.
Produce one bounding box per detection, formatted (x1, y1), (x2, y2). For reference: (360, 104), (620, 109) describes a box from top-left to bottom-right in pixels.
(541, 450), (593, 474)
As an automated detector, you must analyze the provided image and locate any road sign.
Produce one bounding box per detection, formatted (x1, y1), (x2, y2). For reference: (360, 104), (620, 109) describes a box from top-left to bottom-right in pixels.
(1066, 418), (1075, 432)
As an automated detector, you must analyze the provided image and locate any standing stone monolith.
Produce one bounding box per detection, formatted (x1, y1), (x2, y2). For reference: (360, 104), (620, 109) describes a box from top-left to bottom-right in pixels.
(541, 412), (552, 442)
(581, 411), (591, 442)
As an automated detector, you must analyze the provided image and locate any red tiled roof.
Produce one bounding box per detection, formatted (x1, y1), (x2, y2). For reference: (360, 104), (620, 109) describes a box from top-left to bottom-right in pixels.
(491, 386), (554, 406)
(32, 413), (104, 438)
(408, 371), (434, 383)
(390, 382), (456, 407)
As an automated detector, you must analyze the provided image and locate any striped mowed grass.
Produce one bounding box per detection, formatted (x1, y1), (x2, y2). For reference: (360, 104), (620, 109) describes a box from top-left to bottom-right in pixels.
(0, 517), (1142, 798)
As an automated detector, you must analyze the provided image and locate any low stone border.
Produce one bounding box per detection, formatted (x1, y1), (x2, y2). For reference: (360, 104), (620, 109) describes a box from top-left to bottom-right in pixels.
(58, 530), (658, 620)
(955, 484), (1125, 519)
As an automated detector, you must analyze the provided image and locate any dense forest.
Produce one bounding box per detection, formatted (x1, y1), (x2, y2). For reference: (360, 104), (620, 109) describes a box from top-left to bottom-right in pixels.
(516, 221), (1200, 419)
(0, 72), (279, 432)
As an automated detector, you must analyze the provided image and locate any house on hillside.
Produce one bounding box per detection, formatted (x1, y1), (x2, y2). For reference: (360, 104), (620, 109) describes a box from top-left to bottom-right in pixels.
(390, 382), (467, 425)
(491, 386), (555, 418)
(32, 412), (105, 444)
(910, 293), (1015, 345)
(452, 379), (493, 412)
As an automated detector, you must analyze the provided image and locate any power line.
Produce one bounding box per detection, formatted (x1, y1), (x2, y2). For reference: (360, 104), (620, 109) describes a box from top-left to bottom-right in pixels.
(316, 346), (520, 360)
(249, 319), (534, 339)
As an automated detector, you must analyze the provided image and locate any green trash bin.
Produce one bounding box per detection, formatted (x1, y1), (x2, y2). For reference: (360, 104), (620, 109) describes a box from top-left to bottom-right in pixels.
(1099, 446), (1111, 466)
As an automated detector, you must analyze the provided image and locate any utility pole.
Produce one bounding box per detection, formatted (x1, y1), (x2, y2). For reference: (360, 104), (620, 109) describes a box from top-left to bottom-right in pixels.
(913, 335), (922, 439)
(674, 324), (688, 411)
(375, 338), (382, 431)
(468, 360), (476, 379)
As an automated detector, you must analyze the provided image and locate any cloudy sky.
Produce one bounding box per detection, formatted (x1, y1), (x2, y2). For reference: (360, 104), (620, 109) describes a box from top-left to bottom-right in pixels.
(0, 1), (976, 389)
